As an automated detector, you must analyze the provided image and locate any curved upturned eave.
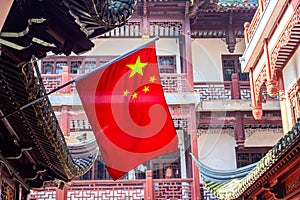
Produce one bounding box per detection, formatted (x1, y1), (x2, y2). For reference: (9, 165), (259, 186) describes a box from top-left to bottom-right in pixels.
(192, 122), (300, 199)
(22, 62), (98, 181)
(191, 153), (257, 183)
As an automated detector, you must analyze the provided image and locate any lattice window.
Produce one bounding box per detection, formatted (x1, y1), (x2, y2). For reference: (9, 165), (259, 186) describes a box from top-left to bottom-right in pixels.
(42, 61), (54, 74)
(70, 61), (82, 74)
(84, 61), (96, 73)
(236, 147), (270, 168)
(158, 55), (176, 73)
(69, 119), (92, 131)
(173, 118), (188, 132)
(222, 54), (248, 81)
(56, 61), (67, 74)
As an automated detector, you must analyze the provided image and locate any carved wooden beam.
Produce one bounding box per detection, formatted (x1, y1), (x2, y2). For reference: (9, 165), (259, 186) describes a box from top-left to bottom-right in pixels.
(250, 67), (265, 120)
(264, 39), (278, 98)
(226, 12), (236, 53)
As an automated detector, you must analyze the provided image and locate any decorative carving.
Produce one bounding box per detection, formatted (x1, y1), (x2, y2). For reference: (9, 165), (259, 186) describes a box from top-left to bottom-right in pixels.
(268, 8), (300, 95)
(1, 180), (15, 200)
(251, 67), (266, 119)
(254, 67), (267, 102)
(252, 105), (263, 120)
(266, 81), (278, 98)
(226, 12), (236, 53)
(81, 0), (136, 28)
(287, 78), (300, 123)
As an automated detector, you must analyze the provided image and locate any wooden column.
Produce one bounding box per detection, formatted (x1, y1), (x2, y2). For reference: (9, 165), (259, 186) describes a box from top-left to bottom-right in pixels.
(61, 66), (71, 93)
(145, 170), (154, 200)
(231, 73), (240, 99)
(189, 105), (201, 200)
(60, 106), (69, 138)
(277, 70), (289, 134)
(183, 1), (194, 92)
(56, 186), (68, 200)
(141, 1), (149, 37)
(234, 112), (245, 148)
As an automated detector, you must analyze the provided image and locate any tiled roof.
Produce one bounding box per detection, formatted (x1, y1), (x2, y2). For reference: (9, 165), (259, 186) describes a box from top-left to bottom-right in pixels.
(0, 57), (98, 188)
(192, 154), (257, 183)
(192, 120), (300, 199)
(0, 0), (136, 62)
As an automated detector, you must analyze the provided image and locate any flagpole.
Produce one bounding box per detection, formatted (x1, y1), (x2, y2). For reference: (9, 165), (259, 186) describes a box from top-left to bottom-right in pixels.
(0, 36), (159, 120)
(0, 62), (75, 120)
(75, 36), (159, 82)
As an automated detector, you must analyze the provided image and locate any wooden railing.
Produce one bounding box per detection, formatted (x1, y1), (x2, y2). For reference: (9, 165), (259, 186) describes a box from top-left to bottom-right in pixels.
(244, 0), (269, 44)
(40, 72), (255, 100)
(28, 171), (198, 200)
(27, 178), (220, 200)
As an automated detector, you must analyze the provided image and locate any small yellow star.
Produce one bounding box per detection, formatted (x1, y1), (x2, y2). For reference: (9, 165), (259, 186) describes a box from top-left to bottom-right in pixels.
(131, 92), (138, 99)
(143, 86), (150, 93)
(126, 56), (148, 78)
(123, 89), (129, 96)
(149, 76), (156, 83)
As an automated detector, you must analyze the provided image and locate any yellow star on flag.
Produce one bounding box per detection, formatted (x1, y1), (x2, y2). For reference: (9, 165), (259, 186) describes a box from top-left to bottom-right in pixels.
(143, 86), (150, 93)
(126, 56), (148, 78)
(132, 92), (138, 99)
(123, 89), (129, 96)
(149, 76), (156, 83)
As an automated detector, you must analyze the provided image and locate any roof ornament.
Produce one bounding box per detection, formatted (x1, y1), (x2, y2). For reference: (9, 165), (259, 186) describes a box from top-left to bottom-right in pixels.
(83, 0), (136, 28)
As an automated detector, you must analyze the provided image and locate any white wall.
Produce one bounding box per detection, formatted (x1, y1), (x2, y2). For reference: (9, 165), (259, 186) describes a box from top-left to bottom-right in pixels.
(85, 38), (179, 56)
(192, 39), (246, 82)
(197, 133), (237, 170)
(245, 131), (283, 147)
(283, 46), (300, 91)
(82, 38), (181, 72)
(283, 45), (300, 128)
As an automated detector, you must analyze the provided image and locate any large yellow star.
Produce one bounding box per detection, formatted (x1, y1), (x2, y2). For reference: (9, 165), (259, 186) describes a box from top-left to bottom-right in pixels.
(126, 56), (148, 78)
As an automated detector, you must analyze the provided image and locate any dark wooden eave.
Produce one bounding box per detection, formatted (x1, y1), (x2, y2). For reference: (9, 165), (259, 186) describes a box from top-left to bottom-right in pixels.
(0, 55), (98, 189)
(0, 0), (136, 64)
(0, 0), (136, 191)
(189, 0), (258, 53)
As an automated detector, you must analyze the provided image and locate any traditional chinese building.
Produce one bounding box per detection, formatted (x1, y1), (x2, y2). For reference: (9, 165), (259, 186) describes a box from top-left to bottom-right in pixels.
(193, 0), (300, 199)
(27, 0), (289, 199)
(2, 0), (296, 199)
(0, 0), (135, 199)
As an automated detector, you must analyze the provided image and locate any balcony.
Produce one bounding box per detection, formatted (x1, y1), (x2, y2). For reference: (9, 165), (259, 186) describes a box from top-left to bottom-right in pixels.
(242, 0), (288, 72)
(28, 171), (219, 200)
(40, 70), (279, 111)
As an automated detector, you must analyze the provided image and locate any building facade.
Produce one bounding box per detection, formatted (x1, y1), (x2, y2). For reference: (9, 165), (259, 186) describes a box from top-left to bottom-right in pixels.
(27, 0), (295, 199)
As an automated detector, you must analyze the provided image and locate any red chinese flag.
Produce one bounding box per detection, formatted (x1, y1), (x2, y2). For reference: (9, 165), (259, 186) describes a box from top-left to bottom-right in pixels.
(75, 40), (178, 180)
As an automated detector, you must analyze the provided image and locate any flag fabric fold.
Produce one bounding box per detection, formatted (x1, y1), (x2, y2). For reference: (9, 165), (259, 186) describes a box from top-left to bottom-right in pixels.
(75, 39), (178, 180)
